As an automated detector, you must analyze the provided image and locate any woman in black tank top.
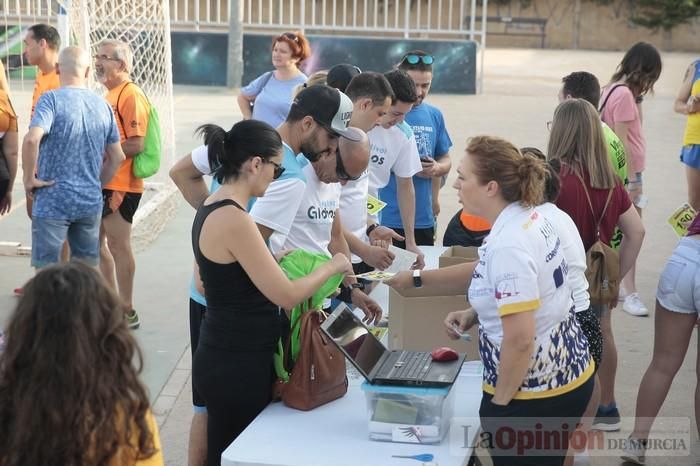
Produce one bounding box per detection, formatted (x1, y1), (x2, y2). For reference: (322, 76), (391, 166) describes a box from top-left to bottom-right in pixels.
(190, 120), (352, 465)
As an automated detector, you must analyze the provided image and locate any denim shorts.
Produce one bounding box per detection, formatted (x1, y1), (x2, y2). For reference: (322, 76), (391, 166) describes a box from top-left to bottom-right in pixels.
(31, 214), (101, 268)
(680, 144), (700, 170)
(656, 236), (700, 315)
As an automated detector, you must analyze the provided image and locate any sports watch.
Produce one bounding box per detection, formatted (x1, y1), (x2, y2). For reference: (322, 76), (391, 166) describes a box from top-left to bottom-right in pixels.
(413, 269), (422, 288)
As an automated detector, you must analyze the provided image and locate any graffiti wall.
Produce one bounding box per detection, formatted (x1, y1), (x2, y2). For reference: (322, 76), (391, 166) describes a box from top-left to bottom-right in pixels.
(173, 32), (477, 94)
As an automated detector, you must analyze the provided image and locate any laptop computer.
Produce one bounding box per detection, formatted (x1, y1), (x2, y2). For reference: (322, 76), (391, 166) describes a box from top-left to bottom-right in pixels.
(320, 303), (465, 387)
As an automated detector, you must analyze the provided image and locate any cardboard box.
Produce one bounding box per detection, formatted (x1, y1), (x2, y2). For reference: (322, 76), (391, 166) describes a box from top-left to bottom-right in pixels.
(438, 246), (479, 268)
(388, 286), (479, 360)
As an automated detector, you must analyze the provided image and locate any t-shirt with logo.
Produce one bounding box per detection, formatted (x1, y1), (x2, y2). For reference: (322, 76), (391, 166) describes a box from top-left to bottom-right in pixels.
(280, 156), (340, 256)
(536, 202), (589, 313)
(602, 122), (628, 185)
(31, 68), (60, 119)
(600, 84), (644, 174)
(189, 142), (307, 304)
(241, 71), (308, 128)
(339, 172), (370, 264)
(468, 202), (593, 400)
(30, 88), (120, 220)
(104, 81), (150, 194)
(379, 102), (451, 229)
(368, 121), (422, 204)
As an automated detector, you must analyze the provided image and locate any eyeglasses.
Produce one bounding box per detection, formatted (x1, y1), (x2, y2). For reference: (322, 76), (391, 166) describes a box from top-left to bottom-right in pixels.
(401, 54), (434, 66)
(265, 159), (285, 180)
(93, 54), (121, 62)
(336, 150), (361, 181)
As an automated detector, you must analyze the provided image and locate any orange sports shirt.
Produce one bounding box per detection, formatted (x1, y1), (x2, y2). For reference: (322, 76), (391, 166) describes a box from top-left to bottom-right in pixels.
(31, 68), (60, 118)
(460, 212), (491, 232)
(0, 90), (18, 133)
(104, 81), (150, 193)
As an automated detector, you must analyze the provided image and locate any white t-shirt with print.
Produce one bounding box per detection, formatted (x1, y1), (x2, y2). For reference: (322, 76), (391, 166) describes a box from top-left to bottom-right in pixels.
(537, 203), (590, 313)
(280, 156), (341, 256)
(339, 172), (370, 264)
(191, 142), (307, 238)
(367, 122), (422, 197)
(468, 202), (593, 399)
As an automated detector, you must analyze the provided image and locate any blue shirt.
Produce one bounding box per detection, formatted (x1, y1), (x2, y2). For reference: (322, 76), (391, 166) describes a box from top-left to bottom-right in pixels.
(30, 88), (120, 220)
(190, 143), (306, 305)
(242, 71), (307, 128)
(379, 102), (452, 229)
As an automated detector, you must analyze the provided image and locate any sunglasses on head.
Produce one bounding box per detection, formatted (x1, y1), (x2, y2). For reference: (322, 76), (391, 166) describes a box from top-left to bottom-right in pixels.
(281, 32), (299, 43)
(401, 54), (434, 66)
(336, 150), (361, 181)
(265, 159), (285, 180)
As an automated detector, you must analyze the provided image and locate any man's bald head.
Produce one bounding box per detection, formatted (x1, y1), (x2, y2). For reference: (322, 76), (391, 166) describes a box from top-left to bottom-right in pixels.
(338, 127), (369, 177)
(57, 46), (90, 83)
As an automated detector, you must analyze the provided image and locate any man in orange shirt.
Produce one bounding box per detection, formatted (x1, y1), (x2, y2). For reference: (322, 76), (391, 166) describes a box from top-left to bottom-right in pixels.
(24, 24), (61, 118)
(14, 24), (61, 296)
(95, 39), (150, 329)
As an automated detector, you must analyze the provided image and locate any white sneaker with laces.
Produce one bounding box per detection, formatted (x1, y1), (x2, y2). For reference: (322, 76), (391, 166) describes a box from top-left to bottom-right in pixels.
(620, 437), (646, 465)
(623, 292), (649, 317)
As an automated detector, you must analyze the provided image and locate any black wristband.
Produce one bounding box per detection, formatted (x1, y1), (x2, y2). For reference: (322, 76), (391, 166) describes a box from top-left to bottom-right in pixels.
(366, 223), (379, 238)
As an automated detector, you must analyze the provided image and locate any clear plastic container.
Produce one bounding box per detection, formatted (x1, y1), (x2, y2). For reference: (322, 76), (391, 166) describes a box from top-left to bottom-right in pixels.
(360, 382), (455, 444)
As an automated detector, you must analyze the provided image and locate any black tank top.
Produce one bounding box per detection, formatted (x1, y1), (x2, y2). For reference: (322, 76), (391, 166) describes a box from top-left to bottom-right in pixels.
(192, 199), (279, 352)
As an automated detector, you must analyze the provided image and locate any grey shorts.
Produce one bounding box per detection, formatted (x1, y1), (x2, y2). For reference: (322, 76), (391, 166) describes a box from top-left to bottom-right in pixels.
(656, 237), (700, 315)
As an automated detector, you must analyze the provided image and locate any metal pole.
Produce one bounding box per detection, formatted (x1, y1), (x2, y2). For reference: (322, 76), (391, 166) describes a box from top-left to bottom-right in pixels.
(226, 0), (243, 88)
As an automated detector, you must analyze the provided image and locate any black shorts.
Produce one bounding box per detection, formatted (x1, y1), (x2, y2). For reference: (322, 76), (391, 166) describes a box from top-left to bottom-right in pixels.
(388, 226), (435, 248)
(189, 298), (207, 408)
(102, 189), (142, 224)
(578, 306), (604, 371)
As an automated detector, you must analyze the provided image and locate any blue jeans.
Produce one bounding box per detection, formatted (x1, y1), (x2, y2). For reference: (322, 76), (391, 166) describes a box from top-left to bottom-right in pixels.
(31, 214), (101, 268)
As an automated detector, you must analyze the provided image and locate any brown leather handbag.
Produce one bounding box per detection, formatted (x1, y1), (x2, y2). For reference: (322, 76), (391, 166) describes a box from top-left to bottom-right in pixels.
(275, 309), (348, 411)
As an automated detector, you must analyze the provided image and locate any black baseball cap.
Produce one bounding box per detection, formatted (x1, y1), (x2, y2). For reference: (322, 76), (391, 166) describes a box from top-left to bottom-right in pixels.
(291, 86), (361, 141)
(327, 63), (362, 92)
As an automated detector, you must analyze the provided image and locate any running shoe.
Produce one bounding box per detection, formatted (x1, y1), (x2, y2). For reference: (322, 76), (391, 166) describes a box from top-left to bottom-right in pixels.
(623, 292), (649, 317)
(620, 437), (647, 465)
(592, 405), (621, 431)
(126, 310), (140, 330)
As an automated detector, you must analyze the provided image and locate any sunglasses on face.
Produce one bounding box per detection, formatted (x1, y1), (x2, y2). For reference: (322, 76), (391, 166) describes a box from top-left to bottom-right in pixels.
(265, 159), (285, 180)
(401, 54), (434, 66)
(336, 150), (361, 181)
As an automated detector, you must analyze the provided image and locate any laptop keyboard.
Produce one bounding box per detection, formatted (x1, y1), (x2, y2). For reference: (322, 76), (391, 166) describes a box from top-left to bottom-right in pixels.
(389, 351), (432, 380)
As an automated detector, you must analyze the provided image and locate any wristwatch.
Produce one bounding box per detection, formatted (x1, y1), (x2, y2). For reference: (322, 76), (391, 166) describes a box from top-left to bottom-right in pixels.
(413, 269), (422, 288)
(366, 223), (379, 238)
(349, 282), (365, 292)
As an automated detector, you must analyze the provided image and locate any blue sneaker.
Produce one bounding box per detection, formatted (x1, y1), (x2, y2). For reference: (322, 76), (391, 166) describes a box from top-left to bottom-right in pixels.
(592, 405), (621, 431)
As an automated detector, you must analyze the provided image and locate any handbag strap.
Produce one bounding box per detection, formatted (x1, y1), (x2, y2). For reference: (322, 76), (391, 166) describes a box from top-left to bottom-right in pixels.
(574, 170), (613, 240)
(599, 84), (626, 114)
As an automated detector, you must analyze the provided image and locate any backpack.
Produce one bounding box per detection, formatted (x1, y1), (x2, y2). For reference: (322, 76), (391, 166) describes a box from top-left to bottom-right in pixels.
(576, 172), (620, 306)
(115, 82), (162, 179)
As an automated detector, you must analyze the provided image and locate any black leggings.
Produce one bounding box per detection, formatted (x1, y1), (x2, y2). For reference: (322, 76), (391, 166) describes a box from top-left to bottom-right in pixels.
(478, 376), (594, 466)
(192, 344), (276, 466)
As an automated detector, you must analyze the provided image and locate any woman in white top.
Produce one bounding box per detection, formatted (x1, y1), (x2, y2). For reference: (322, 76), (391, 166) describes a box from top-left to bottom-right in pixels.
(387, 136), (593, 465)
(236, 31), (310, 128)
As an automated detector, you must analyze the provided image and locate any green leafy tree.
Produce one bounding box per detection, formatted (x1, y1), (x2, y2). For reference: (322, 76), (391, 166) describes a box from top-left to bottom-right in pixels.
(631, 0), (700, 30)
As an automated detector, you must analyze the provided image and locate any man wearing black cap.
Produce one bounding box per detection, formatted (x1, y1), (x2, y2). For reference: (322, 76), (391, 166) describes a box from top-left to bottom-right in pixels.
(327, 63), (362, 92)
(168, 84), (363, 464)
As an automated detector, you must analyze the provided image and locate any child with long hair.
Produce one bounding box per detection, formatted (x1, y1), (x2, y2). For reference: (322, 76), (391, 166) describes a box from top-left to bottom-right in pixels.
(0, 262), (162, 466)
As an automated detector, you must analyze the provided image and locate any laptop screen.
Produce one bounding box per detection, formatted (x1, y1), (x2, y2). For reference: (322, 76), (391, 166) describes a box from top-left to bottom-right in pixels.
(322, 304), (387, 378)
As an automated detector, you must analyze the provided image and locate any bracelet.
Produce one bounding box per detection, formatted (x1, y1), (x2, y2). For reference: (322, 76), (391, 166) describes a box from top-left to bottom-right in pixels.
(366, 223), (378, 238)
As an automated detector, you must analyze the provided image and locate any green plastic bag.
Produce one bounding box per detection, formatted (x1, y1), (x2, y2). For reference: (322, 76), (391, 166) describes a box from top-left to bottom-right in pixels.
(115, 82), (162, 179)
(131, 105), (161, 178)
(273, 250), (344, 382)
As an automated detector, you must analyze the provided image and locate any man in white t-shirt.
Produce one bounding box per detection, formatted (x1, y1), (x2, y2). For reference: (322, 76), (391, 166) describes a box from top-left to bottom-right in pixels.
(330, 72), (399, 274)
(366, 70), (424, 267)
(281, 127), (382, 322)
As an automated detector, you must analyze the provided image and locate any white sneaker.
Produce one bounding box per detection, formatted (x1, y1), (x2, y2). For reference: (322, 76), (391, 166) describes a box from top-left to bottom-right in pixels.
(620, 437), (646, 465)
(623, 292), (649, 317)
